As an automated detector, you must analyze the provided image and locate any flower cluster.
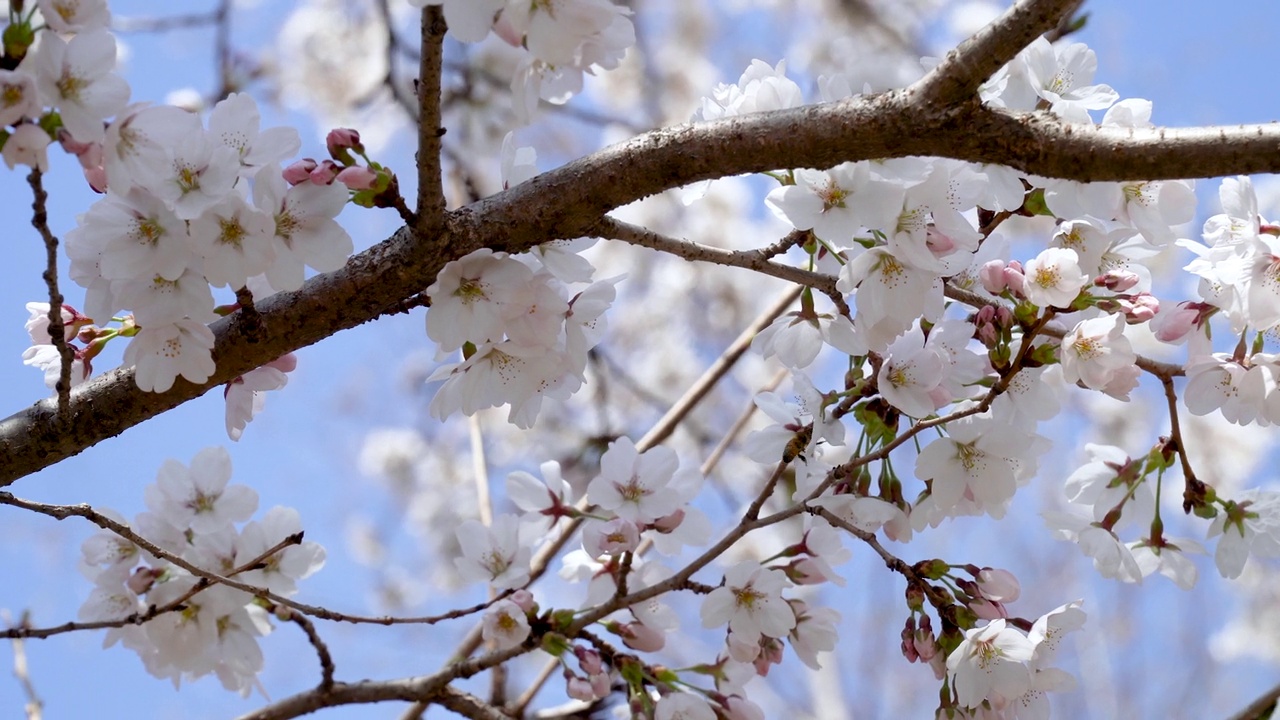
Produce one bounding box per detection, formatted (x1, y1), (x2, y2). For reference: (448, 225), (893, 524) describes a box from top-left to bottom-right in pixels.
(78, 447), (325, 696)
(424, 233), (617, 428)
(63, 93), (352, 393)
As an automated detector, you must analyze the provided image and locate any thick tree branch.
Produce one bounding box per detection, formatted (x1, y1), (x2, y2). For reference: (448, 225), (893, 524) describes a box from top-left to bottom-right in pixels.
(3, 88), (1276, 485)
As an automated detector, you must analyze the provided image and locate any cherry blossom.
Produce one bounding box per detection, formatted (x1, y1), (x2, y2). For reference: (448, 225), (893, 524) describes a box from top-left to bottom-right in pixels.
(145, 447), (257, 535)
(425, 249), (533, 352)
(77, 187), (192, 285)
(1206, 490), (1280, 579)
(252, 166), (353, 293)
(207, 92), (301, 180)
(482, 600), (531, 650)
(946, 619), (1034, 710)
(224, 354), (296, 441)
(123, 319), (217, 393)
(234, 506), (325, 595)
(1059, 313), (1138, 397)
(1042, 511), (1142, 583)
(30, 29), (129, 144)
(0, 70), (40, 126)
(3, 123), (51, 171)
(700, 562), (795, 641)
(454, 514), (532, 590)
(586, 437), (681, 524)
(1020, 36), (1117, 122)
(1023, 247), (1087, 309)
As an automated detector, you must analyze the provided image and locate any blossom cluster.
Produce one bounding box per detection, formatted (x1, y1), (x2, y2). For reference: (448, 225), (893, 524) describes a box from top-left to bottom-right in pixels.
(78, 447), (325, 696)
(425, 140), (616, 428)
(410, 0), (635, 123)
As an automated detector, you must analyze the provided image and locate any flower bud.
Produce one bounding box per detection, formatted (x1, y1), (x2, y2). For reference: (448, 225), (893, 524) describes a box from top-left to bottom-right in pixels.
(975, 567), (1020, 602)
(979, 260), (1007, 294)
(1094, 268), (1141, 292)
(336, 165), (378, 190)
(282, 158), (317, 185)
(509, 588), (536, 613)
(309, 159), (341, 185)
(616, 621), (665, 652)
(565, 675), (597, 702)
(326, 127), (363, 159)
(1002, 260), (1027, 299)
(650, 508), (686, 534)
(1151, 301), (1200, 342)
(574, 646), (604, 675)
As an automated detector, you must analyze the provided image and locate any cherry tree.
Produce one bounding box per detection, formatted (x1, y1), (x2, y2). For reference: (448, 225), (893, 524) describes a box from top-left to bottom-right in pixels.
(4, 0), (1280, 718)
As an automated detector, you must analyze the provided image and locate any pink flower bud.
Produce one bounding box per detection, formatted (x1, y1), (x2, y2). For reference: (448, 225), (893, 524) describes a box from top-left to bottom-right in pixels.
(282, 158), (317, 185)
(1095, 268), (1141, 292)
(975, 567), (1020, 602)
(617, 622), (665, 652)
(752, 637), (784, 676)
(970, 599), (1008, 620)
(979, 260), (1007, 294)
(1118, 293), (1159, 324)
(310, 159), (341, 185)
(126, 567), (161, 595)
(976, 322), (997, 346)
(589, 672), (610, 698)
(1152, 301), (1200, 343)
(1002, 260), (1027, 299)
(650, 507), (685, 533)
(336, 165), (378, 190)
(566, 676), (596, 702)
(84, 165), (107, 193)
(509, 589), (535, 613)
(995, 306), (1015, 328)
(326, 127), (363, 157)
(574, 646), (604, 675)
(900, 617), (919, 662)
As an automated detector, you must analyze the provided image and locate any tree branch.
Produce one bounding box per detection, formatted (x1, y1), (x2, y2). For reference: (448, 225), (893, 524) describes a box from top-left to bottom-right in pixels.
(4, 86), (1275, 485)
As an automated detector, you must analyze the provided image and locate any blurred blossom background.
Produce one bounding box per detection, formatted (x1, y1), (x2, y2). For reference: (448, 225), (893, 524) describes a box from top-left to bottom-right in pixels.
(3, 0), (1280, 717)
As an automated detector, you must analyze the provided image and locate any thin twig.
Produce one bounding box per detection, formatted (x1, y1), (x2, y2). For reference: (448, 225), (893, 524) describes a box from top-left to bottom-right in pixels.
(0, 493), (498, 638)
(596, 217), (839, 298)
(278, 607), (335, 691)
(6, 611), (43, 720)
(28, 169), (73, 417)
